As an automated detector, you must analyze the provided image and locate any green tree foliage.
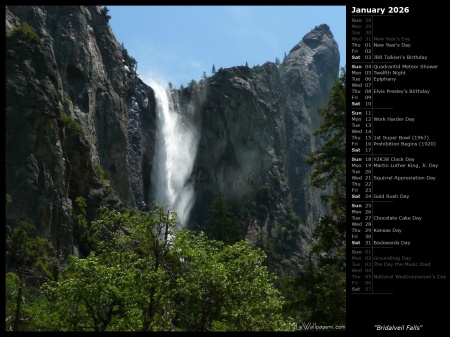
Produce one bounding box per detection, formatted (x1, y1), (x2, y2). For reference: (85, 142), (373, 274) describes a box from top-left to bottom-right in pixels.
(73, 196), (90, 256)
(212, 64), (216, 74)
(6, 221), (57, 287)
(5, 221), (58, 331)
(6, 193), (12, 209)
(254, 229), (279, 274)
(308, 67), (346, 190)
(280, 252), (345, 325)
(172, 231), (291, 331)
(43, 204), (178, 331)
(93, 163), (112, 189)
(5, 271), (20, 330)
(8, 22), (42, 45)
(205, 193), (245, 245)
(40, 204), (291, 331)
(61, 110), (84, 137)
(6, 271), (58, 331)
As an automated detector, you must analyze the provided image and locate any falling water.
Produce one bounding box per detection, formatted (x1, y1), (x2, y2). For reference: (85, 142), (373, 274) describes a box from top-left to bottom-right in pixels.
(150, 82), (199, 228)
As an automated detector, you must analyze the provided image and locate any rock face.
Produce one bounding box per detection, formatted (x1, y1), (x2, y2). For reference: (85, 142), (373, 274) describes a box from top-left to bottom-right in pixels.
(126, 77), (157, 210)
(176, 24), (339, 226)
(5, 5), (154, 258)
(171, 24), (339, 269)
(5, 5), (339, 269)
(280, 24), (340, 228)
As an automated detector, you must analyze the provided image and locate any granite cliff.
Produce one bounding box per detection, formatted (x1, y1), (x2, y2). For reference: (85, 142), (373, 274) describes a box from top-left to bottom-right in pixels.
(5, 6), (339, 269)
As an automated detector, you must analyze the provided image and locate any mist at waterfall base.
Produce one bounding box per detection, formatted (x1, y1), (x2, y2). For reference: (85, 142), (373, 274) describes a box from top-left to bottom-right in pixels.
(149, 82), (199, 228)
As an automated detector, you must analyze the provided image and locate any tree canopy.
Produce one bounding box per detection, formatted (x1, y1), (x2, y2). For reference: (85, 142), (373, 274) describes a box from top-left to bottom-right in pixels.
(7, 203), (292, 331)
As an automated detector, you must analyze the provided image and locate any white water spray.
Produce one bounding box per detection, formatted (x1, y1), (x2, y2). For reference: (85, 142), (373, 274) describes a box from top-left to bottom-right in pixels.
(150, 82), (199, 228)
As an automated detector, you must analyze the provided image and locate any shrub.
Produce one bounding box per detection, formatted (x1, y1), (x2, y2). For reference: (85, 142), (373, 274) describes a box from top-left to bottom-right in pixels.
(64, 98), (73, 109)
(93, 163), (112, 191)
(61, 111), (84, 136)
(10, 22), (42, 45)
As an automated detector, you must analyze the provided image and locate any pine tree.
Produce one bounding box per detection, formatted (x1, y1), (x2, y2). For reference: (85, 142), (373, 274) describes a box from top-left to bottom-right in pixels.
(275, 57), (280, 67)
(212, 64), (216, 74)
(201, 71), (208, 84)
(100, 6), (111, 22)
(188, 79), (198, 89)
(308, 67), (346, 190)
(206, 193), (244, 245)
(6, 221), (57, 331)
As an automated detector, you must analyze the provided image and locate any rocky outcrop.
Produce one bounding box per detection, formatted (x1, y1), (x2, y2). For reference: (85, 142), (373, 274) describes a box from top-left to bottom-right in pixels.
(5, 5), (152, 258)
(280, 23), (340, 228)
(126, 77), (157, 209)
(176, 24), (339, 225)
(171, 25), (339, 268)
(185, 64), (286, 203)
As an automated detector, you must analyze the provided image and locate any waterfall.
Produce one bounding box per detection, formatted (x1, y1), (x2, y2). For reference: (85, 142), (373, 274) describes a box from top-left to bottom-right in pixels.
(150, 81), (199, 228)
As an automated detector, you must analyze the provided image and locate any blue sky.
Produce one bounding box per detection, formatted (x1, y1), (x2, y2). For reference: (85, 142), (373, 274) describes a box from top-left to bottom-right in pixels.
(107, 6), (346, 88)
